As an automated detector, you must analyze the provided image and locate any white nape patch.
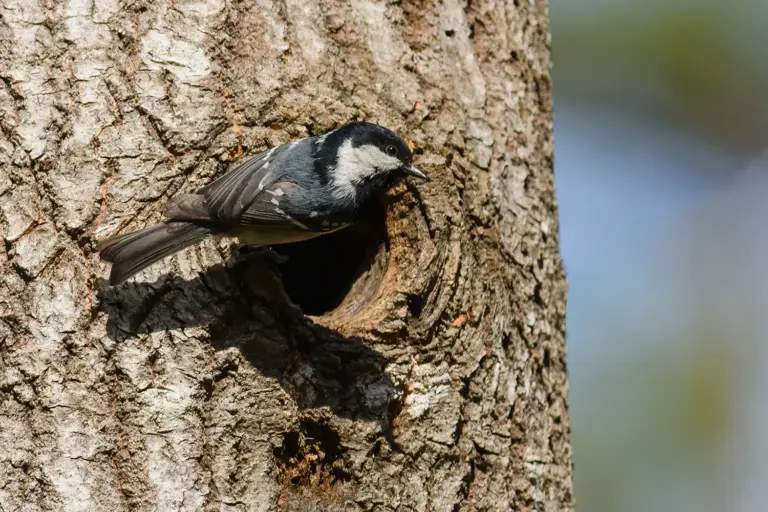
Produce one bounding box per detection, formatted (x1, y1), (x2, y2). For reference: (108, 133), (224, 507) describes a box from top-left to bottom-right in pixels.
(287, 138), (307, 151)
(316, 130), (335, 146)
(309, 211), (318, 218)
(331, 139), (402, 199)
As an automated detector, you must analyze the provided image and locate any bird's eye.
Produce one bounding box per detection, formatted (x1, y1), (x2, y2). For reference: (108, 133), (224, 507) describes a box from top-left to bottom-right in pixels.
(385, 145), (398, 156)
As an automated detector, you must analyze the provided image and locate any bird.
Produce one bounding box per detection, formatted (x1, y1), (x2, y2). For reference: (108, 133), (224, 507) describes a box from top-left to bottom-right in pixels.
(98, 122), (427, 285)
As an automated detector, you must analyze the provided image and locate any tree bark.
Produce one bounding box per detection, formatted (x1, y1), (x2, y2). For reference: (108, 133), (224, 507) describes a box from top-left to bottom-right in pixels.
(0, 0), (571, 510)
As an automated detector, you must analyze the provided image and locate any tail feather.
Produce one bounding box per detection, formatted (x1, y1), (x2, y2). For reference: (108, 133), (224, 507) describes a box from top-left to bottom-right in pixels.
(98, 222), (213, 285)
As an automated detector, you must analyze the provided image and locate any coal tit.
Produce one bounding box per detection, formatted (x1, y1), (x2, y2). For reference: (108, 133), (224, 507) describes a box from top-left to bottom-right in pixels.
(98, 122), (427, 285)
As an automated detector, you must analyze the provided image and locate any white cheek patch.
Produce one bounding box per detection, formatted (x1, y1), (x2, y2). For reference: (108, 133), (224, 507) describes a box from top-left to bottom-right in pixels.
(316, 130), (335, 146)
(332, 139), (402, 199)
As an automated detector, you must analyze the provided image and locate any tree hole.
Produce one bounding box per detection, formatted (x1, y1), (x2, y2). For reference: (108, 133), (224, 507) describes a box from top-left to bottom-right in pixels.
(273, 207), (388, 317)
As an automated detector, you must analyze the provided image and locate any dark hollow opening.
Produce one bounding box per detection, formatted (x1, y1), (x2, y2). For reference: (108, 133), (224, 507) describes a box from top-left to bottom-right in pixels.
(272, 207), (388, 316)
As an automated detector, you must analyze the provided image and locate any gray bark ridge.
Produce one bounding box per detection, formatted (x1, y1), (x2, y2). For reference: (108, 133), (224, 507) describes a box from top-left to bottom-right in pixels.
(0, 0), (572, 510)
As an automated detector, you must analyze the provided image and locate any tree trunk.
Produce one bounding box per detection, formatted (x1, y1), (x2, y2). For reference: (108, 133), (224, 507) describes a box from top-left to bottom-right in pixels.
(0, 0), (571, 510)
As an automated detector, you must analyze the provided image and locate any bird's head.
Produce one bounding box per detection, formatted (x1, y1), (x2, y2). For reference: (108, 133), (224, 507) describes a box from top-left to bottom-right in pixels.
(316, 122), (427, 201)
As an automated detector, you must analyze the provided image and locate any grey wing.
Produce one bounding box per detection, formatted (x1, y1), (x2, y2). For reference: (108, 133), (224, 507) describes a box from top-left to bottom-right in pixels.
(228, 181), (325, 246)
(165, 144), (319, 239)
(239, 181), (313, 231)
(197, 145), (286, 223)
(239, 180), (351, 237)
(164, 181), (317, 245)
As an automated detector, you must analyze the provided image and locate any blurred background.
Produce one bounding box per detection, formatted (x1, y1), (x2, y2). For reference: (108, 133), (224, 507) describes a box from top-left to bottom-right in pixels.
(550, 1), (768, 510)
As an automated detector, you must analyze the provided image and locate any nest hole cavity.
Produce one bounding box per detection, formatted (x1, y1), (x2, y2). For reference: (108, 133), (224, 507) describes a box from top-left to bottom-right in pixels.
(273, 209), (388, 316)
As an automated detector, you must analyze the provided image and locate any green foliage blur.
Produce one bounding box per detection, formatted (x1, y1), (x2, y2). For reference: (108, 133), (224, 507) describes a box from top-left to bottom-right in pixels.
(553, 0), (768, 153)
(551, 1), (768, 511)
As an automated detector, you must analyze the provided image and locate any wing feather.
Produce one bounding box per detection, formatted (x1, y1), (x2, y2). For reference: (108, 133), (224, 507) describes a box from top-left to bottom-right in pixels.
(167, 143), (322, 238)
(198, 146), (284, 222)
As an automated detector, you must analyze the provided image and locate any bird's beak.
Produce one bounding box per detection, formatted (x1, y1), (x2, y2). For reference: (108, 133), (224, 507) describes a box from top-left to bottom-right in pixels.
(403, 164), (428, 181)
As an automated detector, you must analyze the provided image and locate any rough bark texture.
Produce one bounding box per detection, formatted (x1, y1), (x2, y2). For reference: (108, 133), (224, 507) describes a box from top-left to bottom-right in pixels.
(0, 0), (571, 510)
